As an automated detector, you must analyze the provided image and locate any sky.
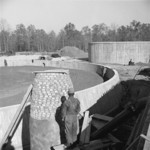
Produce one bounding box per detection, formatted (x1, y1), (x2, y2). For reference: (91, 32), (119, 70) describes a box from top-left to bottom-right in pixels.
(0, 0), (150, 33)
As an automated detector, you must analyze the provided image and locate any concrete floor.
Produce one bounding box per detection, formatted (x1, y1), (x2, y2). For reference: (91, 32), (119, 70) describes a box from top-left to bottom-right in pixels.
(0, 66), (103, 107)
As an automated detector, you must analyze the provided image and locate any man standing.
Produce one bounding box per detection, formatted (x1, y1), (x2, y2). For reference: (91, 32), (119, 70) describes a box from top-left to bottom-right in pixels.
(4, 59), (7, 67)
(61, 88), (81, 148)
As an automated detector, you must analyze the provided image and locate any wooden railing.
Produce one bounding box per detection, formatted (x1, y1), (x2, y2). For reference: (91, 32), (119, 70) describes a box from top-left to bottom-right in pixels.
(0, 84), (33, 149)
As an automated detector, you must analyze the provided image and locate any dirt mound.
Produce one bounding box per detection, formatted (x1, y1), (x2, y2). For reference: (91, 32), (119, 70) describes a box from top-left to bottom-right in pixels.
(59, 46), (87, 58)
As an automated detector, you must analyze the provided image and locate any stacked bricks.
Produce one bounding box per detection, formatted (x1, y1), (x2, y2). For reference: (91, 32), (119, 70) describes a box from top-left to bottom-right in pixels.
(30, 69), (73, 150)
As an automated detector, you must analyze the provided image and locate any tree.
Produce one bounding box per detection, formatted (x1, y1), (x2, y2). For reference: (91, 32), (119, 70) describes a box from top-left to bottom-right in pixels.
(56, 29), (66, 50)
(64, 23), (83, 49)
(27, 25), (37, 51)
(92, 24), (100, 42)
(48, 30), (56, 51)
(0, 30), (9, 52)
(35, 29), (51, 52)
(139, 23), (150, 41)
(8, 32), (17, 53)
(15, 24), (29, 51)
(107, 24), (118, 41)
(117, 25), (128, 41)
(64, 23), (76, 46)
(81, 26), (92, 51)
(36, 29), (44, 52)
(92, 23), (108, 42)
(73, 30), (83, 49)
(0, 19), (11, 52)
(129, 20), (141, 41)
(1, 20), (150, 54)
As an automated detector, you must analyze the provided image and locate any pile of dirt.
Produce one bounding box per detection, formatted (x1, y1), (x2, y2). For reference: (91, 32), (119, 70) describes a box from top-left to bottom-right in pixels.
(59, 46), (88, 58)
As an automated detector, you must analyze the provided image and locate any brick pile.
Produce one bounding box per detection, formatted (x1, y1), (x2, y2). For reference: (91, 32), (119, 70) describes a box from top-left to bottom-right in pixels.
(30, 70), (73, 120)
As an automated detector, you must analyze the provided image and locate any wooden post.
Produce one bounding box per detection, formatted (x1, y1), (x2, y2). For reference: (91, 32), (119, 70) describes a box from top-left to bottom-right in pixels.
(84, 116), (92, 144)
(80, 111), (91, 144)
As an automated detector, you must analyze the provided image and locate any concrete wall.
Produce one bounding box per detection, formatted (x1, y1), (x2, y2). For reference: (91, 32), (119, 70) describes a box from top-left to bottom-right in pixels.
(0, 105), (23, 150)
(89, 42), (150, 64)
(0, 59), (121, 149)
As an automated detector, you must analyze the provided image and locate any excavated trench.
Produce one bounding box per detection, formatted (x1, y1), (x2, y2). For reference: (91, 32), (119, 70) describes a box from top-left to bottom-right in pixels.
(93, 79), (150, 150)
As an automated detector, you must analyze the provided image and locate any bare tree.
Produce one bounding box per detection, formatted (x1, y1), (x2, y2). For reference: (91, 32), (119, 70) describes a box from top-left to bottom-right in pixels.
(0, 19), (11, 52)
(81, 26), (92, 51)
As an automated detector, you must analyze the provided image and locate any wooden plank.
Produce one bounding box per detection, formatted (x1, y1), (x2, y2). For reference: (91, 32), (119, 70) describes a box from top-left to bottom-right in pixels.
(140, 134), (150, 142)
(84, 117), (92, 144)
(0, 84), (33, 149)
(52, 144), (66, 150)
(105, 105), (122, 116)
(92, 119), (106, 130)
(92, 114), (113, 122)
(79, 111), (89, 144)
(126, 112), (143, 147)
(126, 136), (140, 150)
(81, 139), (112, 150)
(107, 134), (120, 143)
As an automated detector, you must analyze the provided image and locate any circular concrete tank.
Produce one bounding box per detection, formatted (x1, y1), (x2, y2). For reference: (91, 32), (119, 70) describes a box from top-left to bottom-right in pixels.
(89, 42), (150, 64)
(30, 70), (73, 150)
(89, 42), (116, 64)
(0, 59), (121, 150)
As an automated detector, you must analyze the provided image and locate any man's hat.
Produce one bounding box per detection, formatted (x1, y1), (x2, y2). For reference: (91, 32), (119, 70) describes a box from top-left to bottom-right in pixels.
(68, 88), (74, 94)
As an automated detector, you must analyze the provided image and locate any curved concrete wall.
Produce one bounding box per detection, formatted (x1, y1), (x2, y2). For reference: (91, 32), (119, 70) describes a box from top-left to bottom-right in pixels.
(0, 59), (121, 149)
(89, 41), (150, 64)
(0, 105), (23, 149)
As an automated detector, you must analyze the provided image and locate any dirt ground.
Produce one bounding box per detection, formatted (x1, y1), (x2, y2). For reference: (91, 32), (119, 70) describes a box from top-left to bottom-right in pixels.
(104, 63), (150, 81)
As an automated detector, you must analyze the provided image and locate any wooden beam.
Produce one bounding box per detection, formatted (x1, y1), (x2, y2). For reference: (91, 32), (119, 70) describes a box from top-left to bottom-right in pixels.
(92, 119), (106, 130)
(104, 105), (122, 116)
(81, 139), (112, 150)
(80, 111), (90, 144)
(91, 114), (113, 131)
(140, 134), (150, 142)
(84, 116), (92, 144)
(52, 144), (66, 150)
(92, 114), (113, 122)
(107, 134), (120, 143)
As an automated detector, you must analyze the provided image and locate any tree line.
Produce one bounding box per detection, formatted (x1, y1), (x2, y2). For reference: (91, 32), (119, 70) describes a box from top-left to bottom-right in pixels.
(0, 20), (150, 54)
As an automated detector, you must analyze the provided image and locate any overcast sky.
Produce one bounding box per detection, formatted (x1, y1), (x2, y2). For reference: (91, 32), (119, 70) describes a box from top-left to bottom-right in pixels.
(1, 0), (150, 33)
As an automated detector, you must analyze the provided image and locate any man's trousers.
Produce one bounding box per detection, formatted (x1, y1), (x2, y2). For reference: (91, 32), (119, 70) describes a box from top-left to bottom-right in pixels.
(64, 115), (78, 146)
